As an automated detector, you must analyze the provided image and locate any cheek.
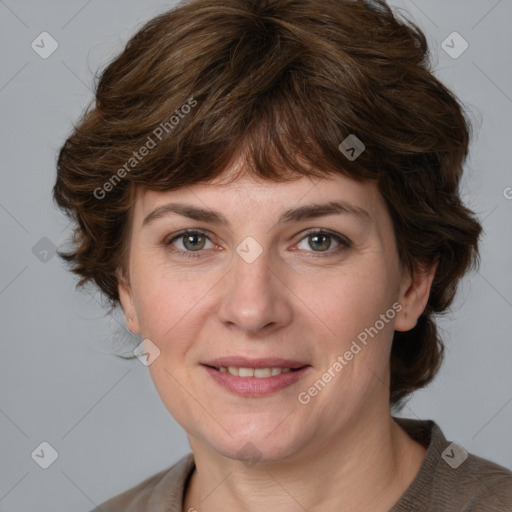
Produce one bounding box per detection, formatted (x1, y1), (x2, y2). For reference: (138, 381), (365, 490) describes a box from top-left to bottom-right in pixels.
(306, 263), (398, 336)
(305, 270), (398, 403)
(133, 281), (172, 337)
(303, 266), (399, 389)
(131, 263), (214, 346)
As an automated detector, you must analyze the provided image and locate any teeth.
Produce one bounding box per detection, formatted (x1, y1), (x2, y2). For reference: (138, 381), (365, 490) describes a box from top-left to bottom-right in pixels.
(221, 366), (293, 377)
(239, 367), (254, 377)
(254, 368), (271, 378)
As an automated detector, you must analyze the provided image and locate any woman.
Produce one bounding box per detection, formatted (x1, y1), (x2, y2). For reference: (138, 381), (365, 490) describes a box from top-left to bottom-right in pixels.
(53, 0), (512, 510)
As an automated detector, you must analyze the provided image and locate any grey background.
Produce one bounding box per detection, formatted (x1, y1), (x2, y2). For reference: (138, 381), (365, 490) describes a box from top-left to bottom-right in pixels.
(1, 0), (511, 510)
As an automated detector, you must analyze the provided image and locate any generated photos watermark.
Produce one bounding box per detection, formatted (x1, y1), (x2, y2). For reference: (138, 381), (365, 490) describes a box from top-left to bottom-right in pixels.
(297, 301), (402, 404)
(93, 96), (198, 200)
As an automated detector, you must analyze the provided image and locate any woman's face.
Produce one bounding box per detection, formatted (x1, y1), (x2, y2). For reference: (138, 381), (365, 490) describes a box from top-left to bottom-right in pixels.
(119, 163), (434, 462)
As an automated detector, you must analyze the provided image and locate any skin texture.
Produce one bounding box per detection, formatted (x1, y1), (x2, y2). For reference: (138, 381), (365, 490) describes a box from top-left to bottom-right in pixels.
(118, 161), (436, 511)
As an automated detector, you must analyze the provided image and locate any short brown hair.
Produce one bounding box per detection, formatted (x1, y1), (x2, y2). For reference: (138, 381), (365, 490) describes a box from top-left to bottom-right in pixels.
(53, 0), (482, 408)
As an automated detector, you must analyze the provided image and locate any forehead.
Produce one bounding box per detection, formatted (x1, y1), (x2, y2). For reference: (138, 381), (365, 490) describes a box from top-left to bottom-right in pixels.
(135, 168), (384, 224)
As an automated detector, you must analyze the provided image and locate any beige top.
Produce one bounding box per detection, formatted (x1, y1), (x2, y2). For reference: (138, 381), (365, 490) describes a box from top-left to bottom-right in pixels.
(90, 417), (512, 511)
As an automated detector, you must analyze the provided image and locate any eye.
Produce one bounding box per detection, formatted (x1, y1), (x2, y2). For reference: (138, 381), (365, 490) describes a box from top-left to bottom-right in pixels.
(164, 229), (215, 258)
(295, 229), (351, 255)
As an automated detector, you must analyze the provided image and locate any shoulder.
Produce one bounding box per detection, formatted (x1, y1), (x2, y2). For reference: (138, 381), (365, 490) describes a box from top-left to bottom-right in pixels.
(448, 451), (512, 510)
(393, 416), (512, 511)
(89, 453), (195, 512)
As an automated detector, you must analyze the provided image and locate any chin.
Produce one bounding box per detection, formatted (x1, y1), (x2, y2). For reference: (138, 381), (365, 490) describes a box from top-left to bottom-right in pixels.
(194, 418), (311, 465)
(216, 438), (301, 465)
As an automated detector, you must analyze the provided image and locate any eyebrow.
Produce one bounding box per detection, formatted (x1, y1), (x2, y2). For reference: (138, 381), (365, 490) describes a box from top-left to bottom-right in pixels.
(142, 200), (372, 227)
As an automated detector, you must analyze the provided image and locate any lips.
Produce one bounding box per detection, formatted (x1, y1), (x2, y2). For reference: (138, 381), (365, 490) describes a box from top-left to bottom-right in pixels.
(202, 357), (308, 369)
(201, 357), (311, 397)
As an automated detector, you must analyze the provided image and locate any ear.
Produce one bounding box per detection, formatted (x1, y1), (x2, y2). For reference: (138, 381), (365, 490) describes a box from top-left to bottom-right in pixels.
(394, 260), (438, 332)
(117, 267), (141, 334)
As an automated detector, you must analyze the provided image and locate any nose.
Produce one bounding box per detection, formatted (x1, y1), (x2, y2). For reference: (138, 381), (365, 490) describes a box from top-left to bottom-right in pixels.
(216, 244), (293, 336)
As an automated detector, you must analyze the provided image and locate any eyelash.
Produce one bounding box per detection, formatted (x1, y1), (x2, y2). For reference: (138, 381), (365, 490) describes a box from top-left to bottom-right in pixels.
(163, 229), (351, 259)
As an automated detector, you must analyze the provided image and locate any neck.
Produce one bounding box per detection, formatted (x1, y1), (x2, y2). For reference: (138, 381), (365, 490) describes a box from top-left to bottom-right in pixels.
(183, 410), (427, 512)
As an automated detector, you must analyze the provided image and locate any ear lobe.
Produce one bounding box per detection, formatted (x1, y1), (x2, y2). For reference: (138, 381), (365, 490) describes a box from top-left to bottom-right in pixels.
(116, 267), (141, 334)
(394, 260), (438, 332)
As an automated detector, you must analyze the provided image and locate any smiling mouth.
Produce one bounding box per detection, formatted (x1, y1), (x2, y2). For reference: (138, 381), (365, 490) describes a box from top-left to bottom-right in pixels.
(204, 365), (305, 377)
(202, 363), (311, 396)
